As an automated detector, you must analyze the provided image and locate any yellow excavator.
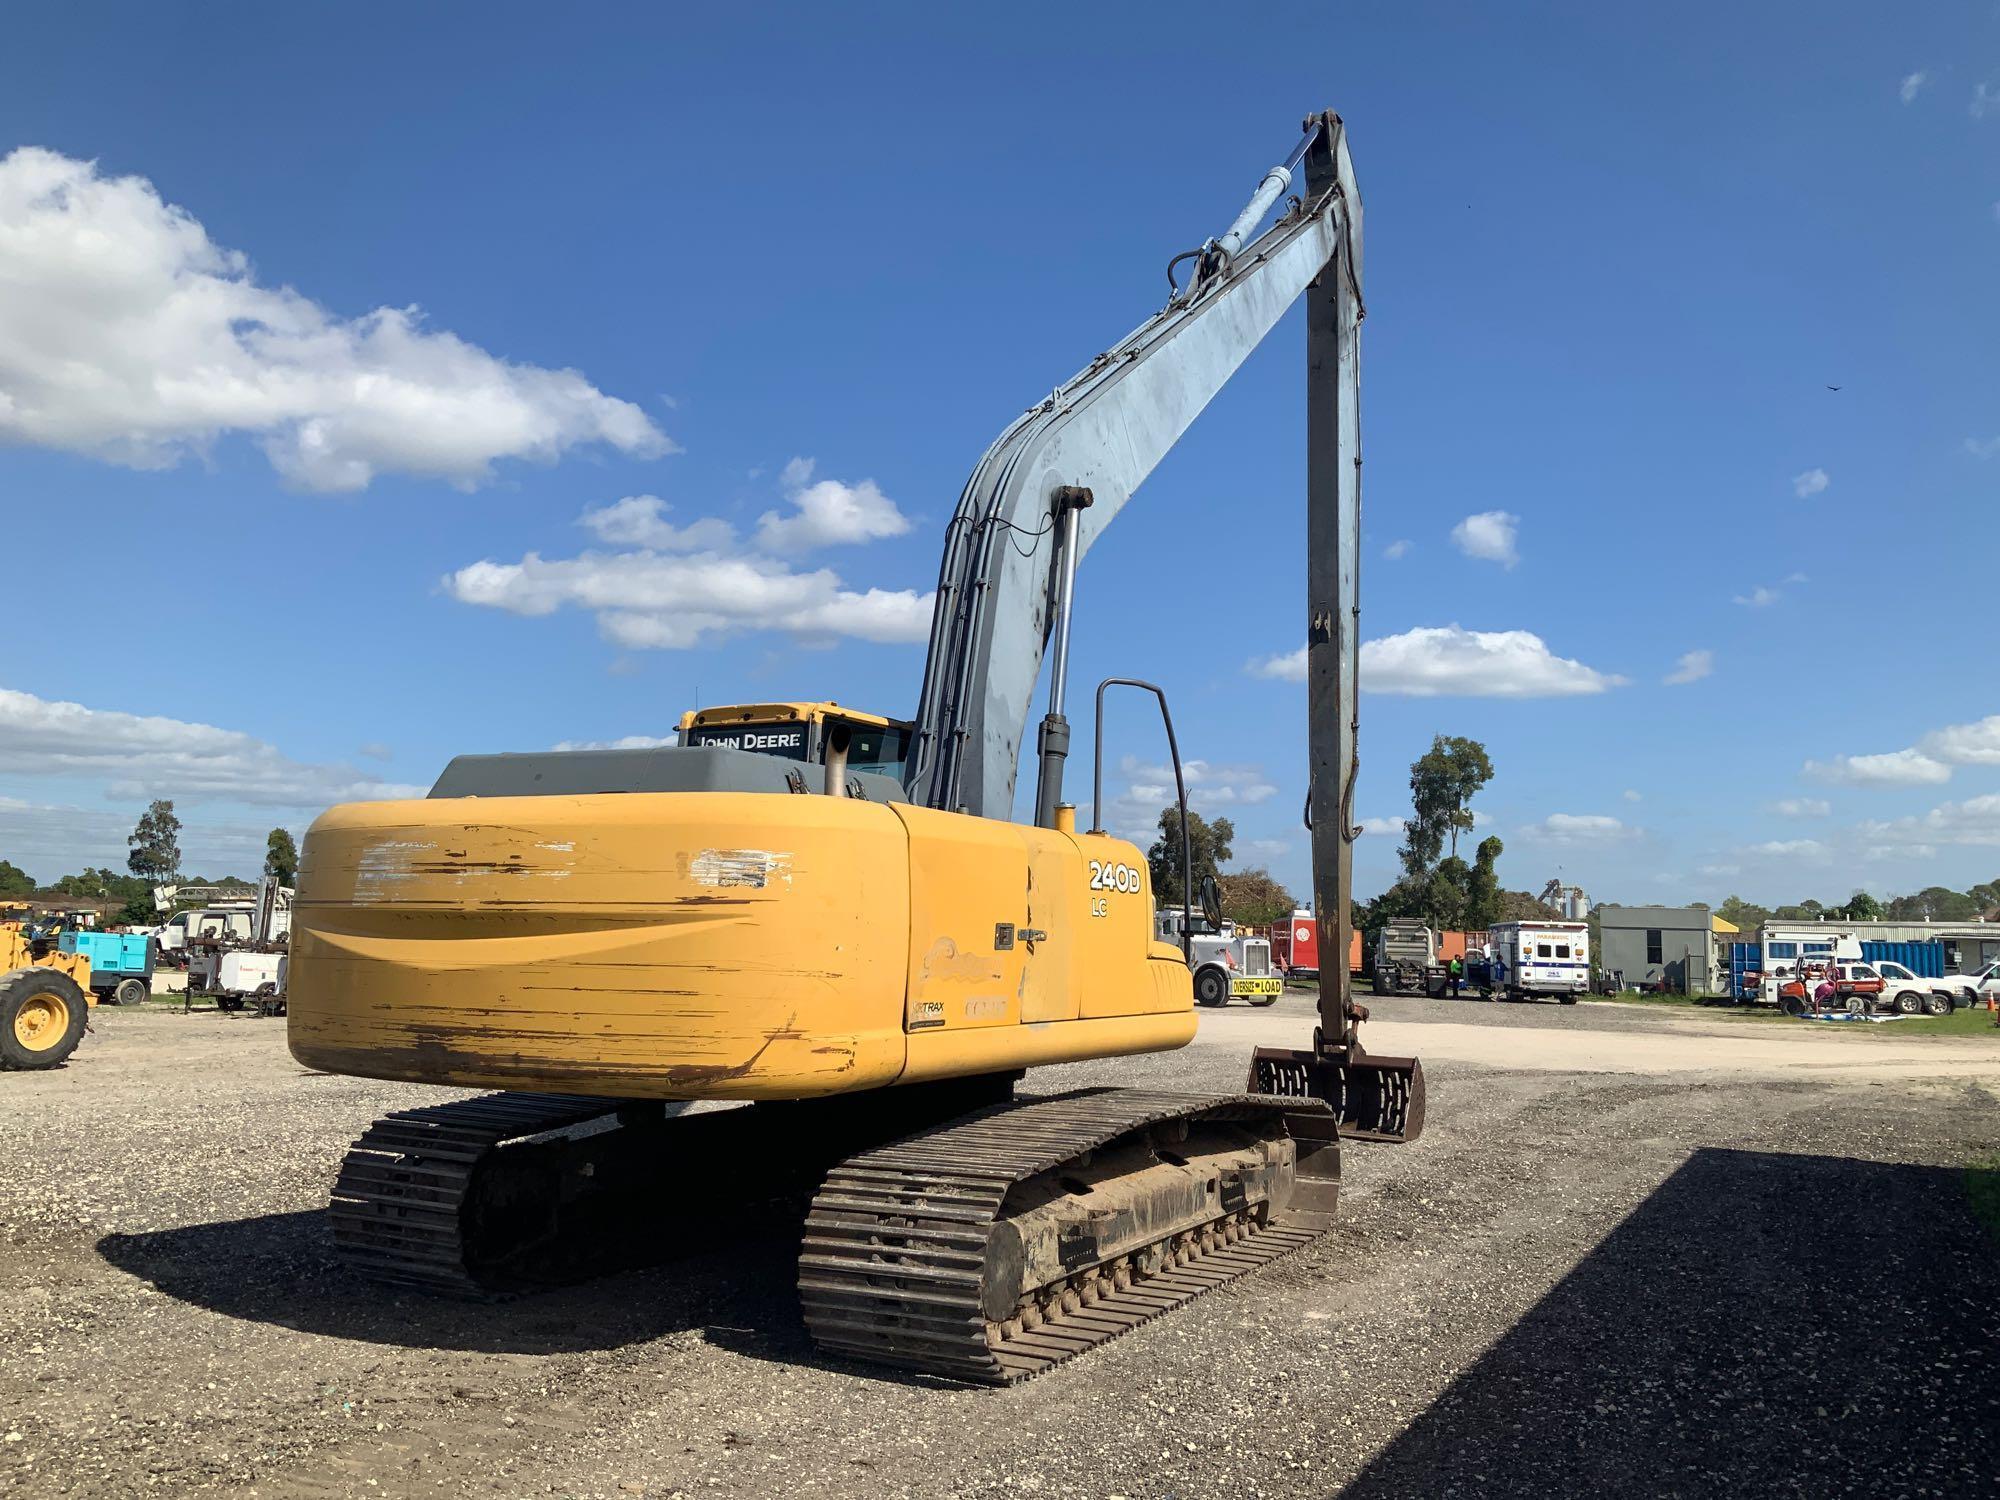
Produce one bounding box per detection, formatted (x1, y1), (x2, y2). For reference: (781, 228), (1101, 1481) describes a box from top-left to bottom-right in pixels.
(290, 110), (1424, 1383)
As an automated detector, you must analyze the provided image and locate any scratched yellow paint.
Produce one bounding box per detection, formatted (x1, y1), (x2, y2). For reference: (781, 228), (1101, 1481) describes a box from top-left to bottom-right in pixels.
(289, 790), (1195, 1100)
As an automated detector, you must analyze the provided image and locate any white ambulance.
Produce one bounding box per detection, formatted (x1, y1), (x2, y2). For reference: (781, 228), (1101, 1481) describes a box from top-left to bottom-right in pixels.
(1486, 920), (1591, 1003)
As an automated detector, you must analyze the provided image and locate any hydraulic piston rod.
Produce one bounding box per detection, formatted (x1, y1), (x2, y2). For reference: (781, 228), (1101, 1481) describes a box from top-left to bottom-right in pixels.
(1032, 485), (1093, 828)
(1215, 121), (1324, 259)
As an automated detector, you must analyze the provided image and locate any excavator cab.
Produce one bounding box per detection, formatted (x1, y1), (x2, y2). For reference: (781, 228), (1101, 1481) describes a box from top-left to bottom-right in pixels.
(677, 703), (914, 788)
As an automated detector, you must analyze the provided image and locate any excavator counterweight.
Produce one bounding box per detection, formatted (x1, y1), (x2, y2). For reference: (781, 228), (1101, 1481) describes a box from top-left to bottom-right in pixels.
(290, 109), (1422, 1381)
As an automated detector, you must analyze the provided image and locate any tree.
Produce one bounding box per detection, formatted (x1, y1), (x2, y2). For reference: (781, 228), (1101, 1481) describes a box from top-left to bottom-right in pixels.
(1399, 736), (1494, 874)
(1217, 868), (1295, 927)
(264, 828), (299, 886)
(1146, 808), (1234, 906)
(1465, 836), (1504, 930)
(127, 800), (182, 884)
(1885, 885), (1979, 922)
(1836, 890), (1882, 921)
(1716, 894), (1771, 933)
(1492, 888), (1563, 923)
(0, 859), (34, 898)
(1423, 856), (1472, 930)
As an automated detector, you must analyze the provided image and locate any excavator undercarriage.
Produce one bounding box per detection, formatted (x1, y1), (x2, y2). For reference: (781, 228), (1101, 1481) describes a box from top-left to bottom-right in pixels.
(331, 1078), (1341, 1382)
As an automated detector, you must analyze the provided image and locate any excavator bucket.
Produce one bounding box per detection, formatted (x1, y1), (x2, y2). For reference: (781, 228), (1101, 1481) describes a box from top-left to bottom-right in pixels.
(1248, 1045), (1426, 1144)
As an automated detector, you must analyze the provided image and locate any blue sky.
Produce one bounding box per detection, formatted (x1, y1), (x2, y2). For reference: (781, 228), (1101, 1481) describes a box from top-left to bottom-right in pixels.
(0, 2), (1995, 907)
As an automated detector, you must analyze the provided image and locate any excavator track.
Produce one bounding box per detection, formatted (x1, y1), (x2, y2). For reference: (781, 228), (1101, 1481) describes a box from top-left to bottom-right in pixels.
(800, 1088), (1338, 1384)
(331, 1091), (637, 1294)
(332, 1083), (1340, 1385)
(328, 1075), (1019, 1297)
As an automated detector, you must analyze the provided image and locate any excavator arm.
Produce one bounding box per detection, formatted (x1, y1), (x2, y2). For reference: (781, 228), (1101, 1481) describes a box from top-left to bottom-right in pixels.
(907, 111), (1420, 1142)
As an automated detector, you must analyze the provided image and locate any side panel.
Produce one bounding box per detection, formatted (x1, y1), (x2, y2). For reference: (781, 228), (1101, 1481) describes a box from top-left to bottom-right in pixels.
(894, 804), (1029, 1033)
(288, 792), (912, 1099)
(1021, 831), (1080, 1024)
(1070, 831), (1182, 1020)
(889, 812), (1194, 1071)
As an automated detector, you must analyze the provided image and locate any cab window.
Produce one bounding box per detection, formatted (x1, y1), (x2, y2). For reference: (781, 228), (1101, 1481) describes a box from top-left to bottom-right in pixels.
(1767, 942), (1798, 959)
(839, 720), (913, 785)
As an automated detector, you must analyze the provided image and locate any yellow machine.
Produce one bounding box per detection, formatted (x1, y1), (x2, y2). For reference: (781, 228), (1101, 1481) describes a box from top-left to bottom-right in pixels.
(292, 113), (1423, 1382)
(1, 908), (93, 1071)
(292, 714), (1193, 1096)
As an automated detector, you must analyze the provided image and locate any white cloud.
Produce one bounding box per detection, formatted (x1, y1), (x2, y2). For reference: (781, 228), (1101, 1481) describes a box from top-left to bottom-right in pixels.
(1900, 70), (1928, 104)
(1366, 625), (1624, 697)
(1664, 648), (1713, 685)
(1745, 839), (1827, 858)
(1520, 813), (1638, 845)
(0, 685), (425, 808)
(580, 496), (734, 552)
(0, 148), (667, 491)
(1622, 789), (1642, 803)
(754, 460), (911, 552)
(1863, 793), (2000, 849)
(1970, 437), (2000, 458)
(449, 465), (932, 651)
(1733, 585), (1783, 608)
(1382, 539), (1411, 561)
(1771, 798), (1831, 818)
(1974, 81), (1999, 119)
(1792, 468), (1830, 498)
(1243, 838), (1292, 860)
(550, 734), (677, 752)
(1921, 714), (2000, 765)
(448, 547), (933, 650)
(0, 796), (279, 883)
(1449, 510), (1519, 568)
(1103, 756), (1277, 840)
(1249, 648), (1307, 681)
(1799, 714), (2000, 793)
(1697, 862), (1740, 878)
(1119, 756), (1276, 808)
(1804, 748), (1952, 786)
(1356, 816), (1407, 837)
(1252, 627), (1624, 697)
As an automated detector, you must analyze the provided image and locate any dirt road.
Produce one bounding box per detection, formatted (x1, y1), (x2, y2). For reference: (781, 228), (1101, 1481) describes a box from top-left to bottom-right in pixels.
(3, 995), (1995, 1498)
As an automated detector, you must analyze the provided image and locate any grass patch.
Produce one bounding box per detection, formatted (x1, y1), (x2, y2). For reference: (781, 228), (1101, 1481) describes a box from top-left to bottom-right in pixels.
(1596, 991), (2000, 1036)
(1867, 1004), (2000, 1038)
(1969, 1155), (2000, 1245)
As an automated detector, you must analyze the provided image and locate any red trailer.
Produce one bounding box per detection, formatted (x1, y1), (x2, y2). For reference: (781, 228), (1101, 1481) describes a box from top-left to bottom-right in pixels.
(1268, 909), (1319, 978)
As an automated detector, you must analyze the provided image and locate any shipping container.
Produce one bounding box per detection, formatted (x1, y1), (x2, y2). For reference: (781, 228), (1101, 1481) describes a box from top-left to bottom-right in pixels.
(1858, 939), (1945, 978)
(1729, 941), (1762, 1001)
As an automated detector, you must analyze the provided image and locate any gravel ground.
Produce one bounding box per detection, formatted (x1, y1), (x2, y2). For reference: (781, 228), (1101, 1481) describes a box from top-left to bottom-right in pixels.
(3, 994), (1996, 1499)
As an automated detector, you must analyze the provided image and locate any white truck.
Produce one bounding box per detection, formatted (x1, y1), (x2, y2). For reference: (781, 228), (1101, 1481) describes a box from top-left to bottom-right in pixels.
(1373, 919), (1444, 996)
(1486, 920), (1590, 1003)
(1155, 910), (1281, 1008)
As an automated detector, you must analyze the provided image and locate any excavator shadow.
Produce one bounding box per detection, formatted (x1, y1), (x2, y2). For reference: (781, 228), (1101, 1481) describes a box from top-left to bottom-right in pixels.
(94, 1204), (812, 1359)
(1338, 1147), (2000, 1498)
